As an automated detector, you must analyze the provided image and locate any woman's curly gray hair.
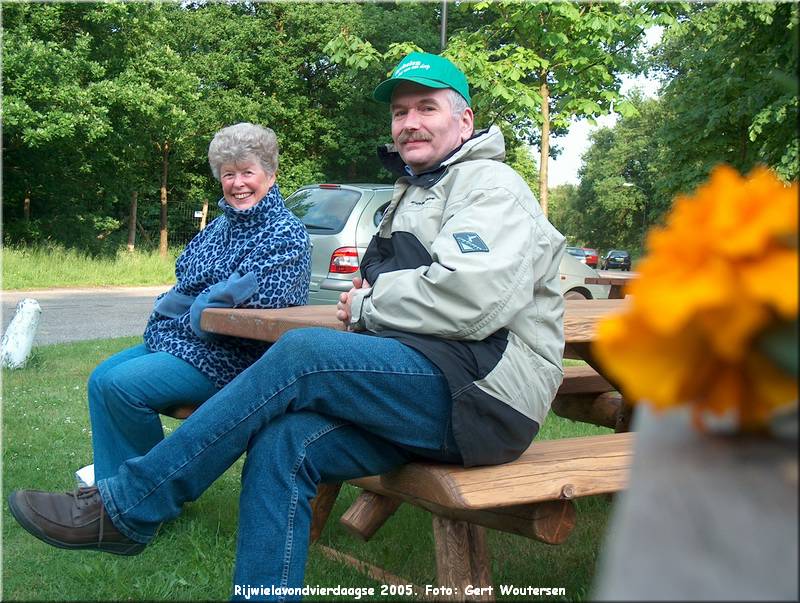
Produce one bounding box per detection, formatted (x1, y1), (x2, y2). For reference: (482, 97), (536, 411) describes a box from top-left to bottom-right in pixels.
(207, 122), (279, 181)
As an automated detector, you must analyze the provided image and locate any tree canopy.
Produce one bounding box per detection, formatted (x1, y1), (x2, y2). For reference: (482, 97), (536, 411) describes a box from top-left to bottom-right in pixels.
(2, 1), (796, 256)
(2, 2), (425, 252)
(552, 1), (798, 255)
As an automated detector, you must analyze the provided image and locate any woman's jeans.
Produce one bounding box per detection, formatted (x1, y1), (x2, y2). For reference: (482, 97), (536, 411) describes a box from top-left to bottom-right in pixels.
(97, 328), (461, 600)
(88, 344), (219, 481)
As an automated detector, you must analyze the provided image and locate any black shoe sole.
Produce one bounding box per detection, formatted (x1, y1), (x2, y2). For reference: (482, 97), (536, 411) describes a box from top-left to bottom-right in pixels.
(7, 492), (146, 556)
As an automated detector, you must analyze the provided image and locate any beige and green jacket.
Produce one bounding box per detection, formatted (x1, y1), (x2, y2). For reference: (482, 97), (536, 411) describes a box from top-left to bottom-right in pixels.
(351, 125), (566, 466)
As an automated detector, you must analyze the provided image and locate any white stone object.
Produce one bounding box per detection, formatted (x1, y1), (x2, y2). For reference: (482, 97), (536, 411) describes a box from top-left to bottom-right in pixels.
(75, 464), (96, 488)
(1, 298), (42, 369)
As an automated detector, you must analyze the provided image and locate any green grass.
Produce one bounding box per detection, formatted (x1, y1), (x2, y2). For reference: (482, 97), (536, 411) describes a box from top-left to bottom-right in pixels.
(3, 339), (614, 601)
(2, 244), (179, 290)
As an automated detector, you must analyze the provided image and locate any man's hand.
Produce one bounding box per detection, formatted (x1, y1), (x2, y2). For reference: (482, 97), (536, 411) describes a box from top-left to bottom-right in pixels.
(336, 277), (370, 328)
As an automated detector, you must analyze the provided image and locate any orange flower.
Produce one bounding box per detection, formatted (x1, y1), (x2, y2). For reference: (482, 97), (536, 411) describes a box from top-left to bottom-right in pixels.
(593, 165), (798, 432)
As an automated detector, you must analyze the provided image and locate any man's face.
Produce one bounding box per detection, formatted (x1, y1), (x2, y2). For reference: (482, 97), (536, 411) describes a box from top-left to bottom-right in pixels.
(390, 82), (474, 174)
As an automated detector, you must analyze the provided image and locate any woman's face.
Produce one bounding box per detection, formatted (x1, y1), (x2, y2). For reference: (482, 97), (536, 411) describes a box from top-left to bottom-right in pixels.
(220, 159), (276, 210)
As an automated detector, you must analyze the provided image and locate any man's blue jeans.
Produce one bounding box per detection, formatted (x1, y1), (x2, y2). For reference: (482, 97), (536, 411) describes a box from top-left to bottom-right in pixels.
(97, 328), (461, 600)
(88, 344), (220, 481)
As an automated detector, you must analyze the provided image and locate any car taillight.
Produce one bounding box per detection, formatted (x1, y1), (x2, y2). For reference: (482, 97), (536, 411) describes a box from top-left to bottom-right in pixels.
(329, 247), (359, 274)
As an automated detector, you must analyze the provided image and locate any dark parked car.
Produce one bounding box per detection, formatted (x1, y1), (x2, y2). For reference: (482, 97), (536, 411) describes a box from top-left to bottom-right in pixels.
(581, 247), (599, 268)
(602, 249), (632, 271)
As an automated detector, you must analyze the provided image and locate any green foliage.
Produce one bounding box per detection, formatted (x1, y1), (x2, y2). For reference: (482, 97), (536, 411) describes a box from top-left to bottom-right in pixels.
(651, 1), (799, 189)
(548, 183), (583, 245)
(569, 3), (798, 253)
(2, 2), (417, 251)
(447, 1), (675, 140)
(570, 93), (668, 253)
(324, 1), (677, 214)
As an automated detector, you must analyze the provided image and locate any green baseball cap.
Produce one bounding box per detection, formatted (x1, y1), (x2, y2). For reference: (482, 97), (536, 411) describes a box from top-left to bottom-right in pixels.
(373, 52), (471, 106)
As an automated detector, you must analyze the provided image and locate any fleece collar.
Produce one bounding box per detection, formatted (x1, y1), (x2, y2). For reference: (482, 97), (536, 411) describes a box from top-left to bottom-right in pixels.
(218, 184), (283, 229)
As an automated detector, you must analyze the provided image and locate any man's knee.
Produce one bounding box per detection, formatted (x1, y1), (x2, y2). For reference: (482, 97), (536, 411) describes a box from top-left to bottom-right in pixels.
(268, 328), (343, 362)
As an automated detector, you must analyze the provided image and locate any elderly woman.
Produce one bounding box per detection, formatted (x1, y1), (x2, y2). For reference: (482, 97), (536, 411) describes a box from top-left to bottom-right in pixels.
(85, 122), (310, 482)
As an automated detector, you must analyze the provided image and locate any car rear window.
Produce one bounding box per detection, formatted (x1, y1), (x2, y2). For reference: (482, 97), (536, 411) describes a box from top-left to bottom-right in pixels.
(284, 187), (362, 234)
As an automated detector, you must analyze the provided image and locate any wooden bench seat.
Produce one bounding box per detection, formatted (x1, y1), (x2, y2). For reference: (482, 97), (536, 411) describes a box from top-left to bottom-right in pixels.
(365, 431), (633, 510)
(310, 432), (635, 601)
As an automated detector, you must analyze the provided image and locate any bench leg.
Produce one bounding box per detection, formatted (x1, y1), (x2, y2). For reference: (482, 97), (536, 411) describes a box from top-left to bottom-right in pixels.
(615, 399), (635, 433)
(340, 490), (402, 541)
(309, 482), (342, 544)
(432, 517), (494, 601)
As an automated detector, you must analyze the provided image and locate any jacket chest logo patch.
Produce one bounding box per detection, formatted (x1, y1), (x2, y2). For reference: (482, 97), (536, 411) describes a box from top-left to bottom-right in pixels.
(453, 232), (489, 253)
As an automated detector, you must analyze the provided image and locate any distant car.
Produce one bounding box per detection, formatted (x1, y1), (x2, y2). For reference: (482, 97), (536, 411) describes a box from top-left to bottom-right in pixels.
(559, 253), (610, 300)
(566, 246), (588, 264)
(581, 247), (599, 268)
(285, 184), (610, 303)
(602, 249), (632, 271)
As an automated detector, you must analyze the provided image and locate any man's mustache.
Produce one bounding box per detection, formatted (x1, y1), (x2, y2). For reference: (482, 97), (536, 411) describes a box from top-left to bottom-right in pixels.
(398, 131), (432, 144)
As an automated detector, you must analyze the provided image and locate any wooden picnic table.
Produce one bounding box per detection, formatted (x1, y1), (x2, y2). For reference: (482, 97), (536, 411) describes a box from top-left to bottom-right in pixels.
(201, 299), (627, 388)
(201, 298), (627, 346)
(585, 271), (638, 299)
(201, 299), (631, 431)
(199, 300), (635, 599)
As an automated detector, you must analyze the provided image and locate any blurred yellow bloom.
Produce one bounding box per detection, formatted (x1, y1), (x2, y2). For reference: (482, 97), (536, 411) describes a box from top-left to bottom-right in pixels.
(594, 165), (798, 432)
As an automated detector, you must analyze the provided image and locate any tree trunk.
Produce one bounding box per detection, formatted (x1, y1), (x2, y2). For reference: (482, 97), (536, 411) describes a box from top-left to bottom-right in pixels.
(23, 192), (31, 221)
(199, 198), (209, 230)
(538, 80), (550, 218)
(127, 190), (138, 252)
(159, 142), (170, 258)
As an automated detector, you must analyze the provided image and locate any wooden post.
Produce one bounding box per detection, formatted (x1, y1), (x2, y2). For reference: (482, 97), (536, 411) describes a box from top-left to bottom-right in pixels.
(552, 392), (623, 430)
(127, 191), (138, 251)
(433, 518), (493, 601)
(340, 489), (402, 541)
(159, 141), (170, 258)
(538, 77), (550, 218)
(199, 199), (209, 230)
(23, 191), (31, 221)
(309, 483), (342, 544)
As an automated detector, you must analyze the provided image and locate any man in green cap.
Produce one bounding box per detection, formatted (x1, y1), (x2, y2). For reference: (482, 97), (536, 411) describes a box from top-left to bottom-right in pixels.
(9, 52), (566, 599)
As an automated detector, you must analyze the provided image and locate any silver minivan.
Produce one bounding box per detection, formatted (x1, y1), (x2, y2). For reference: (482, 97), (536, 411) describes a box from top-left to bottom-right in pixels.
(284, 183), (609, 304)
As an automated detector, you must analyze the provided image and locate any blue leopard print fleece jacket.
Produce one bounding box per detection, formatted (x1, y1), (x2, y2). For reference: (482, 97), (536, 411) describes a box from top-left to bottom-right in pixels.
(144, 185), (311, 388)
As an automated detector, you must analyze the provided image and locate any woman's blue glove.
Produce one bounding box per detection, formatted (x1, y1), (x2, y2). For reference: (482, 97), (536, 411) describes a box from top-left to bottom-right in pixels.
(153, 289), (196, 319)
(189, 272), (259, 339)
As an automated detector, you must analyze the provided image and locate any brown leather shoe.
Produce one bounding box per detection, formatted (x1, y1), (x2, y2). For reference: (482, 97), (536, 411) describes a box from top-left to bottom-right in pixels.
(8, 486), (146, 556)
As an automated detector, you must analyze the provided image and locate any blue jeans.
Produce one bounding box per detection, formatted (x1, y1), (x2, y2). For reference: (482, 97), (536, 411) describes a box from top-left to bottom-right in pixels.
(88, 344), (219, 481)
(97, 328), (460, 601)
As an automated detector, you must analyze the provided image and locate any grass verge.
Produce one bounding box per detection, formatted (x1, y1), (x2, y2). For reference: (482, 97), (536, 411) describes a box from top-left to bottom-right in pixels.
(3, 339), (612, 600)
(2, 245), (179, 290)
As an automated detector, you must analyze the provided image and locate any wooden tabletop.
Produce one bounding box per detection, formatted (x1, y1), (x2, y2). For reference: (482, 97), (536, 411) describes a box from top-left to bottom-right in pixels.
(585, 270), (637, 285)
(201, 298), (627, 345)
(585, 272), (637, 299)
